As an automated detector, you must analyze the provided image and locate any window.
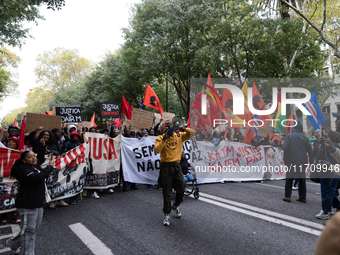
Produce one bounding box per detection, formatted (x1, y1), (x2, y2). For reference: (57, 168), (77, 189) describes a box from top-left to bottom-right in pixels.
(322, 105), (330, 113)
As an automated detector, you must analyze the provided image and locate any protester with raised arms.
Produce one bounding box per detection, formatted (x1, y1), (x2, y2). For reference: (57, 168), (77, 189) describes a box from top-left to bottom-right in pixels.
(155, 119), (195, 226)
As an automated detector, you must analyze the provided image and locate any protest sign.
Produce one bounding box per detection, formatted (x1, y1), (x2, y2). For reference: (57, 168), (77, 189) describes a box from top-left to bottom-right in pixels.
(26, 113), (62, 133)
(128, 108), (154, 131)
(154, 112), (175, 125)
(256, 126), (269, 137)
(55, 105), (82, 123)
(100, 102), (119, 119)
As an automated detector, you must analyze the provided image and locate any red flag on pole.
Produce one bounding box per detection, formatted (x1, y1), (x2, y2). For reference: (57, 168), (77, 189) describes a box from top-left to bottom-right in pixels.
(91, 112), (97, 127)
(143, 84), (163, 115)
(122, 95), (133, 120)
(13, 119), (18, 128)
(18, 116), (26, 150)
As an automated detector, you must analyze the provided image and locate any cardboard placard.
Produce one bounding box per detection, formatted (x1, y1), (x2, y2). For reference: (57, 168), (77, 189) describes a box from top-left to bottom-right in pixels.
(96, 123), (108, 130)
(154, 112), (176, 125)
(128, 108), (154, 131)
(26, 113), (62, 133)
(256, 126), (269, 137)
(77, 121), (92, 130)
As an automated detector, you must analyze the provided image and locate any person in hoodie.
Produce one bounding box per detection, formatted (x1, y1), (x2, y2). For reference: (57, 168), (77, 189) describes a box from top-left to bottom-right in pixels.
(282, 121), (314, 203)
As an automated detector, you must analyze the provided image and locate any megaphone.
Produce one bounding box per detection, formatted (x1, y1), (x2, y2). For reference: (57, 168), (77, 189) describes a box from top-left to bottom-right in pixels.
(167, 116), (184, 135)
(308, 137), (318, 143)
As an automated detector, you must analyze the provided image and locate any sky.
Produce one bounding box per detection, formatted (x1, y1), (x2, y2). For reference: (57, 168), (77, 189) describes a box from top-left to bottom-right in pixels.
(0, 0), (141, 119)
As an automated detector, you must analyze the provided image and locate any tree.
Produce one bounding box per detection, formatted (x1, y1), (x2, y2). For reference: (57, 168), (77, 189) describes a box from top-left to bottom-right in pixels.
(1, 107), (25, 126)
(0, 0), (65, 48)
(124, 0), (329, 118)
(24, 85), (54, 113)
(34, 47), (94, 89)
(280, 0), (340, 59)
(0, 47), (20, 103)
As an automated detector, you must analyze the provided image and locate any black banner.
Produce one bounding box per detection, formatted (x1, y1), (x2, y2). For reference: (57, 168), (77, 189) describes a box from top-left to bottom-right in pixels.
(100, 102), (119, 119)
(55, 105), (82, 123)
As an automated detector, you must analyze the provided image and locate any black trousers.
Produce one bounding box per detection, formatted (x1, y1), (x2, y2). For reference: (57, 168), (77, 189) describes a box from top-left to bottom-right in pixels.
(159, 162), (185, 214)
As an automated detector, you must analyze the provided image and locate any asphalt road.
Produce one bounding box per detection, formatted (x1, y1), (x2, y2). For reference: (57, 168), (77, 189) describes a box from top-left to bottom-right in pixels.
(0, 180), (328, 255)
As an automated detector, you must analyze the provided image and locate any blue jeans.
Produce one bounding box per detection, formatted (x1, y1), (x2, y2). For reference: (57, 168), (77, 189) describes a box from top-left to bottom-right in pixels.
(6, 208), (43, 255)
(320, 178), (340, 213)
(183, 173), (195, 183)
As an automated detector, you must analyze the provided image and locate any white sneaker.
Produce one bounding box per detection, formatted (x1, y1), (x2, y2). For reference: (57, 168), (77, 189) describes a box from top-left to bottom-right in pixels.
(57, 200), (68, 207)
(292, 186), (298, 190)
(108, 188), (114, 194)
(171, 204), (181, 218)
(163, 214), (170, 226)
(49, 201), (56, 209)
(316, 210), (330, 220)
(91, 191), (100, 199)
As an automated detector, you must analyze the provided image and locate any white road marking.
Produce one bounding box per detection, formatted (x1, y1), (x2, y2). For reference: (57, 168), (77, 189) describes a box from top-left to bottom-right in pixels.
(255, 183), (284, 189)
(0, 224), (20, 253)
(69, 223), (114, 255)
(197, 192), (323, 236)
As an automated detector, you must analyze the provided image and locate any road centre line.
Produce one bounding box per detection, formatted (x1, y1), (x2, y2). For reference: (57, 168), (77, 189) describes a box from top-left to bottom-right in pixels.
(197, 196), (321, 236)
(255, 183), (284, 189)
(69, 223), (114, 255)
(198, 192), (324, 232)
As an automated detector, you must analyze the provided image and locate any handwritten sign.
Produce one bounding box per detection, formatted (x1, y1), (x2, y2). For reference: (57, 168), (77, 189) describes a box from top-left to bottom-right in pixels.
(127, 108), (154, 131)
(257, 126), (269, 137)
(26, 113), (62, 133)
(55, 105), (82, 123)
(154, 112), (175, 125)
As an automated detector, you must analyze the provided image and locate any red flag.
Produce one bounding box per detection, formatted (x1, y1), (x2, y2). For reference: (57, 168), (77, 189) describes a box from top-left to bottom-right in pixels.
(206, 74), (222, 124)
(252, 81), (272, 122)
(243, 126), (255, 145)
(122, 95), (133, 120)
(190, 91), (204, 112)
(91, 112), (97, 127)
(207, 74), (222, 106)
(13, 119), (18, 128)
(186, 113), (191, 128)
(191, 91), (212, 129)
(18, 116), (26, 150)
(222, 87), (233, 112)
(234, 104), (254, 124)
(285, 113), (294, 134)
(115, 118), (122, 128)
(192, 109), (210, 131)
(143, 84), (163, 115)
(268, 132), (282, 142)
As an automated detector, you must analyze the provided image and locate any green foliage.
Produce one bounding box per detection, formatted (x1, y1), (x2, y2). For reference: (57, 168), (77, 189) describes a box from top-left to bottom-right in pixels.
(0, 0), (65, 47)
(0, 47), (20, 103)
(34, 47), (94, 89)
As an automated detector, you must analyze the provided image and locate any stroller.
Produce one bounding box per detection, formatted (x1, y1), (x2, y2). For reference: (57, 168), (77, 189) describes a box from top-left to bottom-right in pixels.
(184, 168), (199, 199)
(171, 168), (199, 199)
